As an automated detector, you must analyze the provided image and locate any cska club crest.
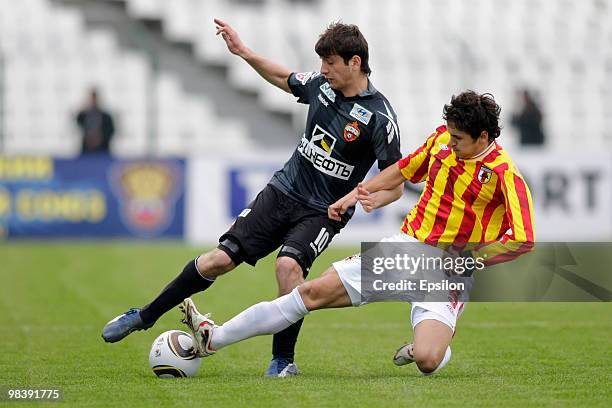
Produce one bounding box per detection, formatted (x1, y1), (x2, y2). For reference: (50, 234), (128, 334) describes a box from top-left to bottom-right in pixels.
(343, 121), (361, 142)
(477, 165), (493, 184)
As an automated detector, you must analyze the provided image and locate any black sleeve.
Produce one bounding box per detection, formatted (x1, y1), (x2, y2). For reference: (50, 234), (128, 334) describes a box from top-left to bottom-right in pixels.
(287, 72), (322, 104)
(372, 102), (402, 170)
(105, 112), (115, 137)
(76, 111), (84, 127)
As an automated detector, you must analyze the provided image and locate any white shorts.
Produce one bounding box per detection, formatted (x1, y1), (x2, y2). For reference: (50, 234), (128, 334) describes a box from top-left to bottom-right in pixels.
(410, 302), (465, 332)
(332, 233), (465, 332)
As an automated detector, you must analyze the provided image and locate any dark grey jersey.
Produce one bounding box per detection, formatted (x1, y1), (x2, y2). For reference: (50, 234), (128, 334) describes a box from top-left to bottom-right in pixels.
(269, 72), (402, 217)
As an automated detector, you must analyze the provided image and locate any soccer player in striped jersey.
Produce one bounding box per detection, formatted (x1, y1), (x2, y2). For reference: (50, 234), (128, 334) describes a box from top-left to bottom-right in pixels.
(180, 91), (535, 376)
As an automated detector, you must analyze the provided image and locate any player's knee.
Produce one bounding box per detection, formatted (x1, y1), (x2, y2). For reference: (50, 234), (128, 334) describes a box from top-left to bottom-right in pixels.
(297, 281), (323, 310)
(413, 349), (444, 374)
(275, 256), (299, 275)
(197, 249), (234, 278)
(275, 257), (303, 290)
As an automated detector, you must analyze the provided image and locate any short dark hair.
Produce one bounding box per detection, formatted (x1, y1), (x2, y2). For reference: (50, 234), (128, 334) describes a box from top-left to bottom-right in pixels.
(315, 22), (371, 75)
(443, 91), (501, 142)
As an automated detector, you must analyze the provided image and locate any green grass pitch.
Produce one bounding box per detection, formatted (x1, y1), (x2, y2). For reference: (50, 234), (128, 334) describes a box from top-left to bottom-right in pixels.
(1, 242), (610, 407)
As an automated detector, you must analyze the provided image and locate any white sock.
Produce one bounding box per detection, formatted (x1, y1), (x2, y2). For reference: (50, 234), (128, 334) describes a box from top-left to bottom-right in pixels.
(418, 346), (452, 376)
(210, 288), (309, 350)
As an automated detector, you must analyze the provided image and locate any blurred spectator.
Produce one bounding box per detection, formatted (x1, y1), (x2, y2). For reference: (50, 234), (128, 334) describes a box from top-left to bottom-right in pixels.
(511, 89), (545, 146)
(76, 89), (115, 156)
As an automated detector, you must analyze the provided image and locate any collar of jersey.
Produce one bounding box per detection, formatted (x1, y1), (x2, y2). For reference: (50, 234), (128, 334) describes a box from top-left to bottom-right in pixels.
(338, 79), (378, 100)
(462, 141), (497, 162)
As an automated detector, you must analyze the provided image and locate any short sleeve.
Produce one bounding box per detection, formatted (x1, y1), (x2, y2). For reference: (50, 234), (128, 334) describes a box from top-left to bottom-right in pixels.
(287, 72), (322, 104)
(371, 102), (402, 170)
(398, 126), (445, 182)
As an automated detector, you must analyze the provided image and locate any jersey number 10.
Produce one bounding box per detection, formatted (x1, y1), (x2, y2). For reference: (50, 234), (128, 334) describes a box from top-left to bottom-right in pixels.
(310, 227), (330, 256)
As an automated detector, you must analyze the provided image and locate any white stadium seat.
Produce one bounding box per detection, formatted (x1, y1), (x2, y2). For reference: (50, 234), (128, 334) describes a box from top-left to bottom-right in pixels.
(126, 0), (163, 20)
(1, 0), (610, 155)
(0, 0), (252, 157)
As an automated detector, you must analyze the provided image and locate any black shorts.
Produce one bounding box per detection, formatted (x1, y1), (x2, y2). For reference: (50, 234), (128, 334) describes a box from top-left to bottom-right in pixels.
(218, 184), (347, 276)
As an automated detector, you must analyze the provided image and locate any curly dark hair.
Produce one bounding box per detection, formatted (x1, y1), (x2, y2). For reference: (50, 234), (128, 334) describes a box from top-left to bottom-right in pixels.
(315, 22), (371, 75)
(443, 91), (501, 142)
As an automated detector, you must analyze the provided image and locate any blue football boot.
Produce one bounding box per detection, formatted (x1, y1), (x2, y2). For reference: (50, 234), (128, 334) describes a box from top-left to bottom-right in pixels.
(264, 357), (299, 377)
(102, 308), (153, 343)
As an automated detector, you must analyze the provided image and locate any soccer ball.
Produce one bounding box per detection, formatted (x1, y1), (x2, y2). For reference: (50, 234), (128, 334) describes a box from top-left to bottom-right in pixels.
(149, 330), (202, 378)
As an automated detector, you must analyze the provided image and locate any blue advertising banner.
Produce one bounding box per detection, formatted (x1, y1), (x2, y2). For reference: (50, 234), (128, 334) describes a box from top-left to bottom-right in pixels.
(0, 156), (185, 239)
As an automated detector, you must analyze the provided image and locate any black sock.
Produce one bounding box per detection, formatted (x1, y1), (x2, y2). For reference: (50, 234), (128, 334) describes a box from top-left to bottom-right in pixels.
(139, 258), (214, 325)
(272, 318), (304, 361)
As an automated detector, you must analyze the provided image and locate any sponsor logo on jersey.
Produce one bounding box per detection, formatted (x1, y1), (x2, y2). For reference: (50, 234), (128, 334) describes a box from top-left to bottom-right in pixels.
(343, 121), (361, 142)
(311, 125), (336, 153)
(295, 71), (319, 85)
(317, 93), (329, 107)
(297, 125), (354, 180)
(377, 101), (399, 144)
(349, 103), (372, 125)
(438, 143), (449, 151)
(238, 208), (251, 218)
(319, 82), (336, 103)
(477, 166), (493, 184)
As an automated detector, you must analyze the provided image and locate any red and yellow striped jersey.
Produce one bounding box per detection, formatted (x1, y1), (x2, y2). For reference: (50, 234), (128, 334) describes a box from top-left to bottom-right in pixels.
(398, 125), (535, 265)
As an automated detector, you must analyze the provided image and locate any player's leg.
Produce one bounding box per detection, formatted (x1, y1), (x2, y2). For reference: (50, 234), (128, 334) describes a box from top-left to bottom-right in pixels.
(268, 214), (344, 376)
(137, 248), (235, 324)
(101, 248), (236, 343)
(181, 266), (352, 357)
(265, 256), (305, 375)
(412, 319), (453, 374)
(393, 302), (464, 375)
(102, 185), (286, 343)
(275, 257), (305, 297)
(214, 267), (352, 348)
(298, 266), (353, 309)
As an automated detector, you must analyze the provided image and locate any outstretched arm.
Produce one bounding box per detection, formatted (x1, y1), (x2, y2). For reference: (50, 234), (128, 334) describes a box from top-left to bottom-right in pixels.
(355, 183), (403, 214)
(328, 126), (446, 221)
(214, 18), (292, 93)
(328, 164), (406, 221)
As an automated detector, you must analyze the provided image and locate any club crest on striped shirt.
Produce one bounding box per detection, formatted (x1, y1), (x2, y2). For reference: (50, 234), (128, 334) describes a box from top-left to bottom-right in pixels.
(478, 166), (493, 184)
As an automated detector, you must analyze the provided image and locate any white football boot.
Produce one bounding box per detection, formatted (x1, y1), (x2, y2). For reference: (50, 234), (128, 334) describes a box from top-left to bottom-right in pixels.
(393, 343), (415, 366)
(180, 298), (216, 357)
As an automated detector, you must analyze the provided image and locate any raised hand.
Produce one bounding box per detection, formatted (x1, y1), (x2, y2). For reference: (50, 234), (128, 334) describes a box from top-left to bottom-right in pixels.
(214, 18), (247, 56)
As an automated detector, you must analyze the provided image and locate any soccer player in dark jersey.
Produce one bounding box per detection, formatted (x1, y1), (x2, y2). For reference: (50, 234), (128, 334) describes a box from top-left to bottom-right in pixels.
(180, 91), (535, 377)
(102, 20), (403, 377)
